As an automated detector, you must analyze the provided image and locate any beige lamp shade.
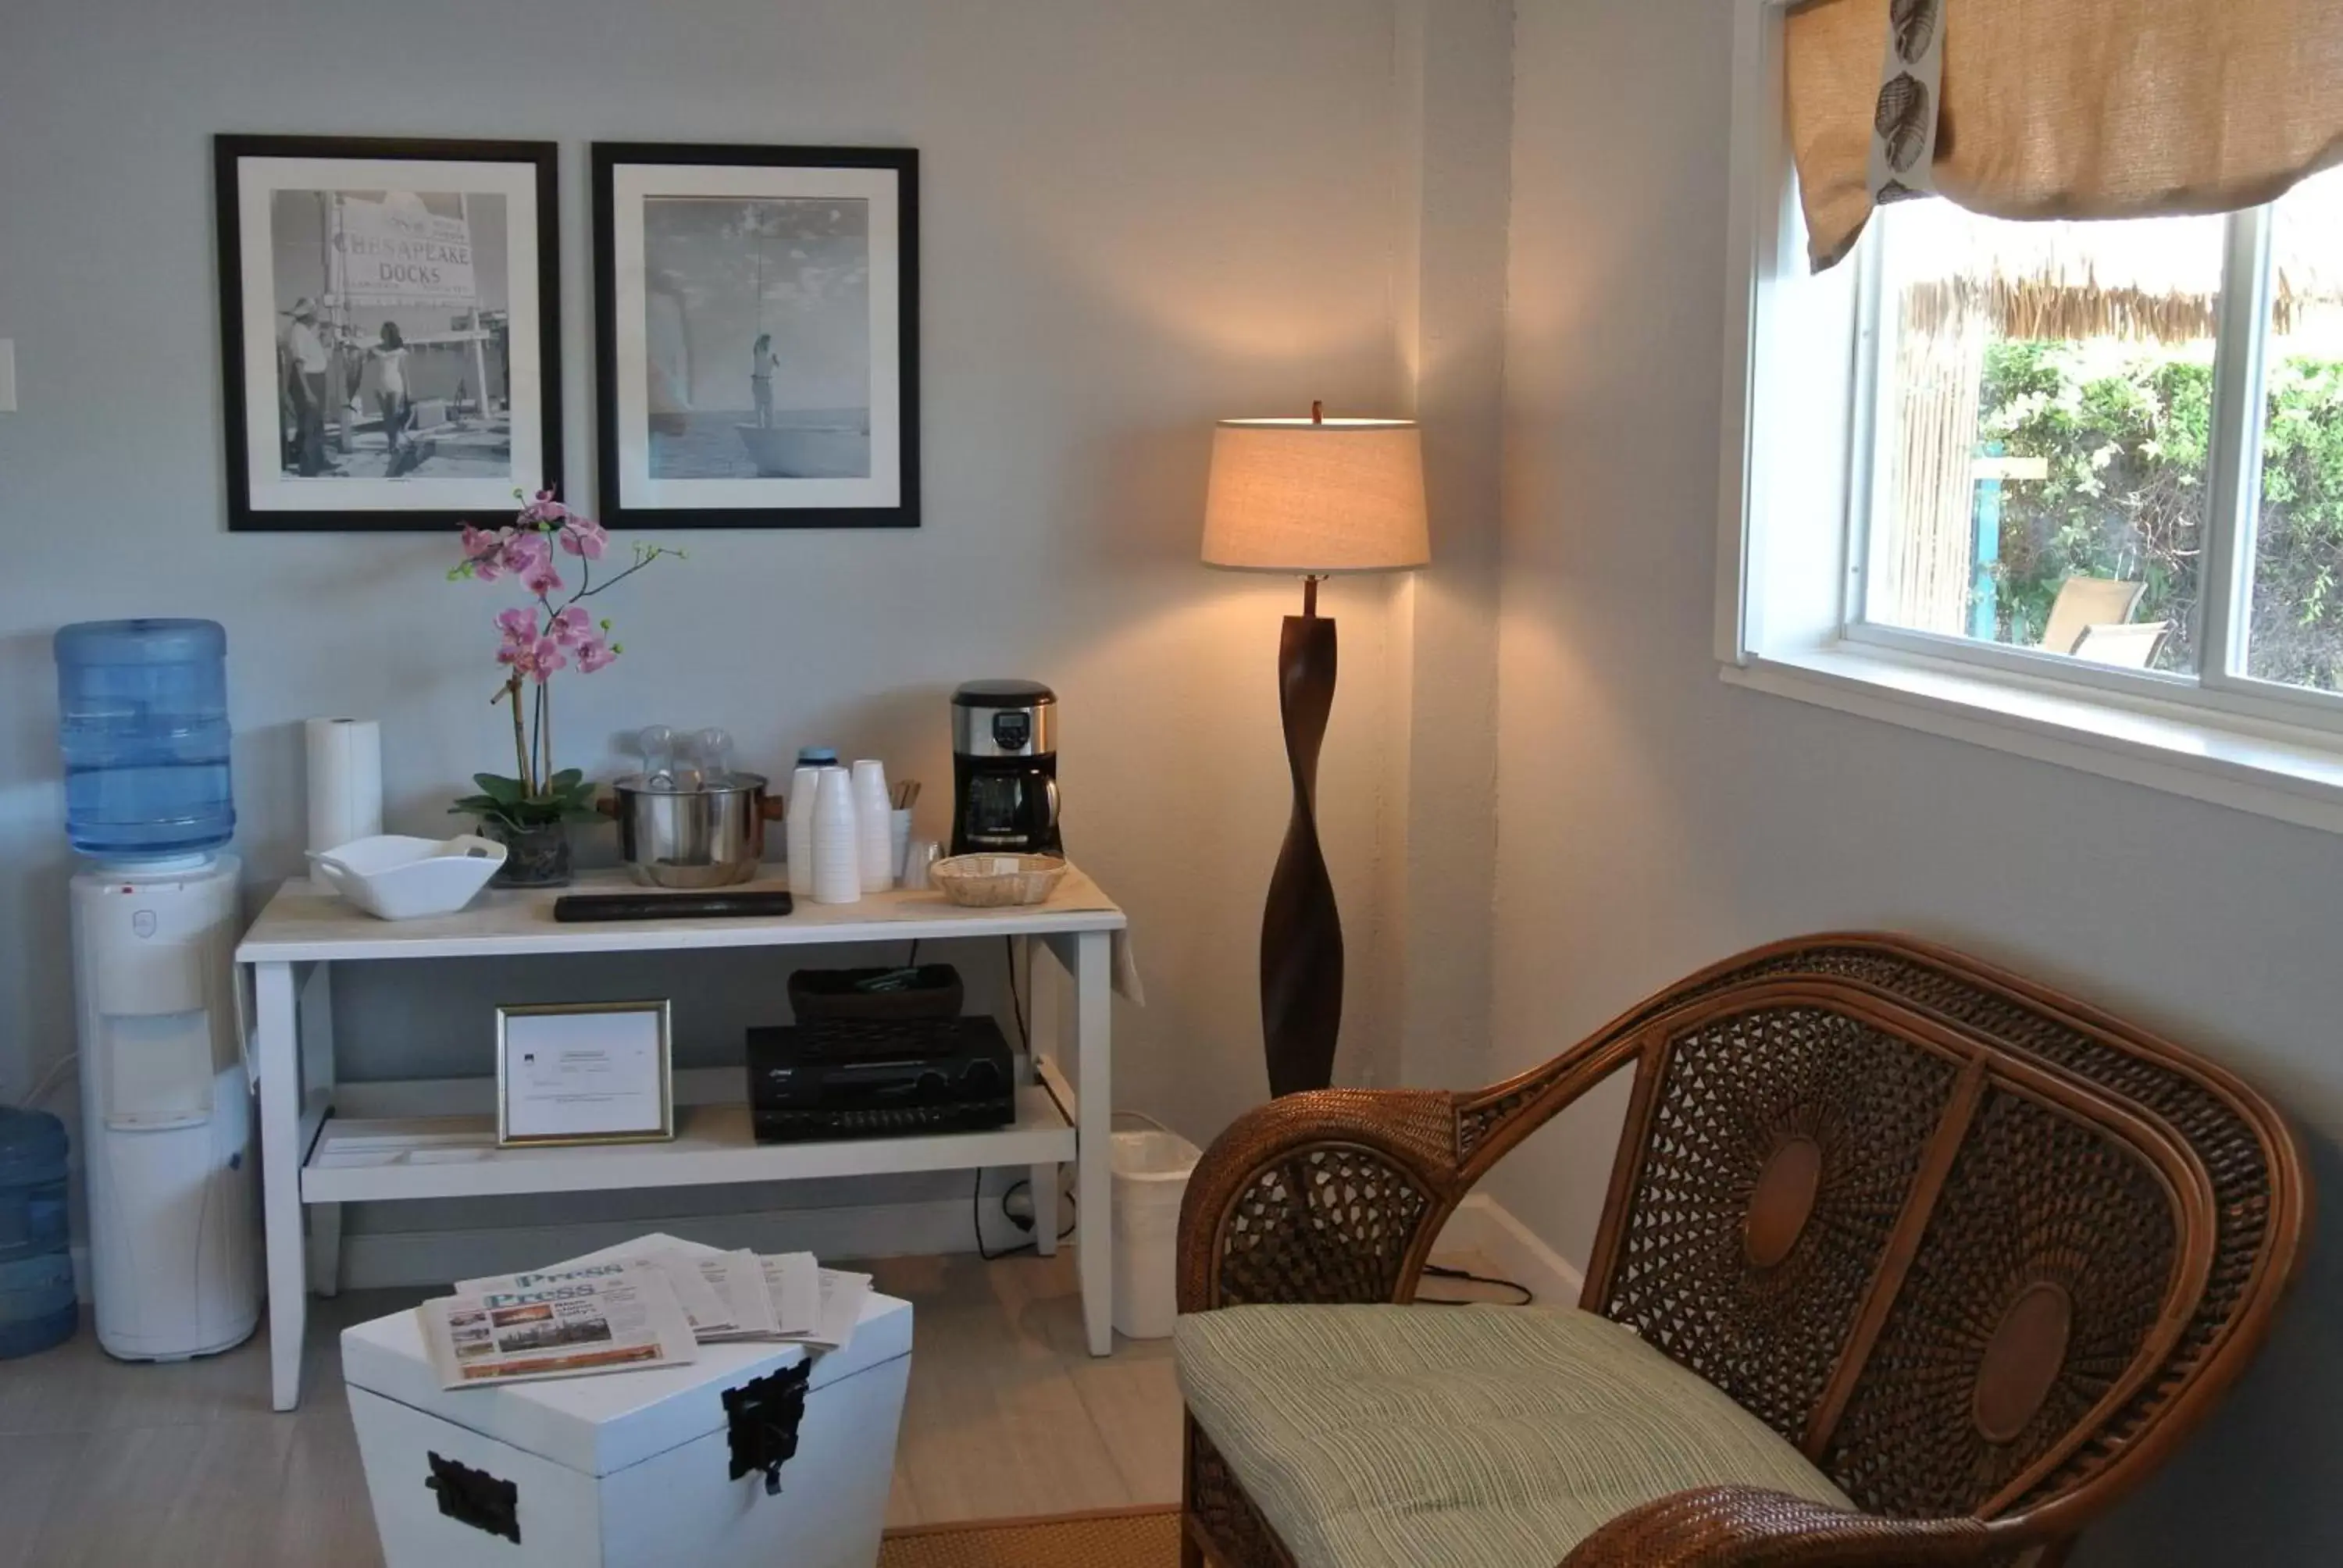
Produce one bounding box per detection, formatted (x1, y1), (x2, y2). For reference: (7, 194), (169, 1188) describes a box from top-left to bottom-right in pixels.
(1201, 418), (1430, 574)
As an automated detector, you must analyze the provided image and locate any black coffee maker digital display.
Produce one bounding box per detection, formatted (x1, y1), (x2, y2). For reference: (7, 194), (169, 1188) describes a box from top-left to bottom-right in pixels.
(950, 679), (1062, 857)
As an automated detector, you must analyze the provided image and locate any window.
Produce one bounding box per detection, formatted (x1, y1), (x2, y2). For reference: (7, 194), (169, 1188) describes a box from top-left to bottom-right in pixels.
(2248, 172), (2343, 693)
(1721, 0), (2343, 832)
(1848, 172), (2343, 704)
(1855, 205), (2227, 677)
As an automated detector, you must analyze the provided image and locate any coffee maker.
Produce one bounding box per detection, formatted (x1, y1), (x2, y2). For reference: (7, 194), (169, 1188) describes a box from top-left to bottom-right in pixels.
(950, 679), (1062, 856)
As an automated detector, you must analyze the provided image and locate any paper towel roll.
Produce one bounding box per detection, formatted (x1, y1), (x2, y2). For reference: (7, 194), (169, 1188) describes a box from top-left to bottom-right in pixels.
(305, 718), (383, 860)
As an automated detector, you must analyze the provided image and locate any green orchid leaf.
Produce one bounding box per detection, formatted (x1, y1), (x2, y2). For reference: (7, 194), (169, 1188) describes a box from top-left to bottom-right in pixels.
(473, 772), (526, 807)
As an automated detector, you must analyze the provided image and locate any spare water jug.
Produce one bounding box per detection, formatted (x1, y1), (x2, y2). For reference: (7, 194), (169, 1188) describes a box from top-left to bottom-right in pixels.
(0, 1107), (75, 1359)
(55, 618), (234, 863)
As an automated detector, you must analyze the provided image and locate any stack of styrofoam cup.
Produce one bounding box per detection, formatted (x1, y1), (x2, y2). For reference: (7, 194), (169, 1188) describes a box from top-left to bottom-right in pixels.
(785, 766), (820, 897)
(811, 767), (862, 904)
(851, 760), (895, 892)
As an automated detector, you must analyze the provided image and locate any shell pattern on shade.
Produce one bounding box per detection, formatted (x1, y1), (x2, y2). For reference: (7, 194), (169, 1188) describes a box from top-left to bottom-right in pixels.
(1891, 0), (1942, 63)
(1874, 73), (1932, 175)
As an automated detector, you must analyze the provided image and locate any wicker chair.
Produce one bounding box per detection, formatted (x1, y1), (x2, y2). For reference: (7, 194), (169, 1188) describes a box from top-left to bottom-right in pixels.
(1175, 935), (2309, 1568)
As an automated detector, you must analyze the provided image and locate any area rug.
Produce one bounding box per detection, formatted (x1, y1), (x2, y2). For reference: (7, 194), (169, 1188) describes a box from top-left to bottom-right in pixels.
(880, 1505), (1183, 1566)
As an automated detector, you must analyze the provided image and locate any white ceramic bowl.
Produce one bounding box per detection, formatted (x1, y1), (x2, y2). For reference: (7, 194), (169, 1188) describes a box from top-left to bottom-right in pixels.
(308, 834), (507, 920)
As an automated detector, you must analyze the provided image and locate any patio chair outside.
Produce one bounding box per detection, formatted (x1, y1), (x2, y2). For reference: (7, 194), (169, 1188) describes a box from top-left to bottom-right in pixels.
(2039, 577), (2147, 655)
(2069, 621), (2170, 669)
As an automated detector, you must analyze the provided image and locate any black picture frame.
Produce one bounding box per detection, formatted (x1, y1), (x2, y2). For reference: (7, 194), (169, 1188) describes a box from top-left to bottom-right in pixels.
(214, 135), (562, 533)
(591, 142), (921, 530)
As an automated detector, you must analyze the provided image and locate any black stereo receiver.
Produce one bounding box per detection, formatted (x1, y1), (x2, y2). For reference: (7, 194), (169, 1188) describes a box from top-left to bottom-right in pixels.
(746, 1017), (1015, 1143)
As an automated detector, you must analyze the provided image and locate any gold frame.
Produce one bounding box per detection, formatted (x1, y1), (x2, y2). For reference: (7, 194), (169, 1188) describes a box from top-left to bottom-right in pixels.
(494, 1000), (675, 1148)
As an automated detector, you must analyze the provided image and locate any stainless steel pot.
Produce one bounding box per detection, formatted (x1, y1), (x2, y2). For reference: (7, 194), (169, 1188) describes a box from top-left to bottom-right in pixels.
(600, 772), (783, 888)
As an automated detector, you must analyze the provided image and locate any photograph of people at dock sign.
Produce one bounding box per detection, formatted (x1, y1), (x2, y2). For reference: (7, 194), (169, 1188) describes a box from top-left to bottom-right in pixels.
(216, 137), (559, 532)
(594, 144), (918, 530)
(273, 190), (509, 483)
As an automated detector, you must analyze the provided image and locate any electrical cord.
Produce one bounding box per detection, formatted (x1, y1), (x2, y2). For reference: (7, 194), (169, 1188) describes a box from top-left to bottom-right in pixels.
(1414, 1260), (1535, 1306)
(1003, 935), (1025, 1048)
(986, 940), (1529, 1299)
(11, 1051), (77, 1111)
(1115, 1085), (1530, 1303)
(968, 936), (1079, 1259)
(974, 1171), (1079, 1261)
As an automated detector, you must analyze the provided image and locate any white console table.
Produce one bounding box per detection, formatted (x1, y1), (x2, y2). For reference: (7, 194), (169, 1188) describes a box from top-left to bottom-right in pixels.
(235, 868), (1127, 1412)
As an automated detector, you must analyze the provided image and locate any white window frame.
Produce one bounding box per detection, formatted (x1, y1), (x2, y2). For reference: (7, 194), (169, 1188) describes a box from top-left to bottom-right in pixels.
(1717, 0), (2343, 835)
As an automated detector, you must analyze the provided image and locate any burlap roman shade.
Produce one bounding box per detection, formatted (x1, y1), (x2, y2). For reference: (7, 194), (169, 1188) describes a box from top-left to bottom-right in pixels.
(1787, 0), (2343, 269)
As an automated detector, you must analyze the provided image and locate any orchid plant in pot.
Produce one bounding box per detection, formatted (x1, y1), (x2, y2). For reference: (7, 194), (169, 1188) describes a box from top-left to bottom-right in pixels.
(448, 491), (682, 887)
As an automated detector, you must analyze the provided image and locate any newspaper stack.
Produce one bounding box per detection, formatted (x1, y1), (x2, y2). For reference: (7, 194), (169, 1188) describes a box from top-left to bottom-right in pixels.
(419, 1231), (875, 1390)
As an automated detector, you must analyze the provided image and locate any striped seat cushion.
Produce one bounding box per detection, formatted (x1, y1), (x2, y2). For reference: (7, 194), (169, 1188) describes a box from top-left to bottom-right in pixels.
(1175, 1303), (1850, 1568)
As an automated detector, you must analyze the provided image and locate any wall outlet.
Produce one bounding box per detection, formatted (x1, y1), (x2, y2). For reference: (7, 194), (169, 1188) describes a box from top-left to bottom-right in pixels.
(0, 340), (14, 412)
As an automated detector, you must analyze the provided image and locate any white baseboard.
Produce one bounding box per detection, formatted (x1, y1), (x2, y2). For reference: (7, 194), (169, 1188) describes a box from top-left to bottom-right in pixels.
(1434, 1192), (1585, 1306)
(337, 1190), (1065, 1291)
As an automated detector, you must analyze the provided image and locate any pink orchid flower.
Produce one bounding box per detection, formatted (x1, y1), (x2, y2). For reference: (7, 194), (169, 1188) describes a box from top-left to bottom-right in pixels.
(575, 634), (618, 674)
(494, 607), (539, 656)
(462, 523), (515, 581)
(502, 532), (562, 596)
(501, 529), (545, 570)
(548, 606), (591, 647)
(558, 515), (608, 560)
(451, 497), (680, 804)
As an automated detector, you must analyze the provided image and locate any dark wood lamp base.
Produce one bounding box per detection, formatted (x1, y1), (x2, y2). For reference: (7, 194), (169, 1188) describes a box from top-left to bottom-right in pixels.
(1261, 576), (1343, 1097)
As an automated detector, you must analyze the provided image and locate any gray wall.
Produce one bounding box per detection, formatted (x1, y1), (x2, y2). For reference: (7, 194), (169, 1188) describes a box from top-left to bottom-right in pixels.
(0, 0), (1449, 1235)
(1495, 2), (2343, 1560)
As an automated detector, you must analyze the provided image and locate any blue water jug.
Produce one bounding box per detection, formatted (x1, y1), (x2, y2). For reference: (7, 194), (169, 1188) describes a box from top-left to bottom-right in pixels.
(0, 1107), (75, 1358)
(55, 618), (234, 862)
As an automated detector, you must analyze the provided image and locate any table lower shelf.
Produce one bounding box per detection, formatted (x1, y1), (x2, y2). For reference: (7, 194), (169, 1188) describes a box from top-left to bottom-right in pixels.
(301, 1085), (1076, 1203)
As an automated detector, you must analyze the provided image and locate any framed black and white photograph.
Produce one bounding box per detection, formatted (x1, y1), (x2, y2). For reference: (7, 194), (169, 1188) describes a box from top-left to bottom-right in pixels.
(214, 136), (561, 533)
(594, 143), (918, 529)
(495, 1000), (675, 1149)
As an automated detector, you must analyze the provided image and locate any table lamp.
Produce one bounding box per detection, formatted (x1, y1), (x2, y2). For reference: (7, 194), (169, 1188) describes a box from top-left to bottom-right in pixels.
(1203, 403), (1429, 1096)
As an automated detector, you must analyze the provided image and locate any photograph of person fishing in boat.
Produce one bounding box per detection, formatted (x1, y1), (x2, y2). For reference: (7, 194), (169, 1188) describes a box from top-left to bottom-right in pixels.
(594, 144), (918, 529)
(640, 194), (872, 482)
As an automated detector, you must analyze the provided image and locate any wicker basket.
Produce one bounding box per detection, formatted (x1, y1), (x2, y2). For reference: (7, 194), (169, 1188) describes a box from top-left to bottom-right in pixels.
(930, 853), (1068, 907)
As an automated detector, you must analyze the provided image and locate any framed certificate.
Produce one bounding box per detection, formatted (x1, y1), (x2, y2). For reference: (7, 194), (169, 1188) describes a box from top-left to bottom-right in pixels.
(496, 1001), (675, 1147)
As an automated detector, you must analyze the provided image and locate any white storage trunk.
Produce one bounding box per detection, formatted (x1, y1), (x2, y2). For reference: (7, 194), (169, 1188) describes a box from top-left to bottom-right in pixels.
(343, 1291), (912, 1568)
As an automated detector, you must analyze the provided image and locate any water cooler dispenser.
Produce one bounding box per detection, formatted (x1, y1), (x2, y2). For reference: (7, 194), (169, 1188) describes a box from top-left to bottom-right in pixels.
(55, 619), (259, 1360)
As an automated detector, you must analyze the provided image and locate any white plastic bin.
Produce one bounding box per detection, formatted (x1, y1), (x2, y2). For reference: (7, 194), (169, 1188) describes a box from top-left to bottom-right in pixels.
(1110, 1128), (1201, 1340)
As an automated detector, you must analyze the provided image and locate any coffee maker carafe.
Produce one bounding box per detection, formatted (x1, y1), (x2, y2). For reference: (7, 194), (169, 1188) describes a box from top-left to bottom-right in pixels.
(950, 680), (1062, 857)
